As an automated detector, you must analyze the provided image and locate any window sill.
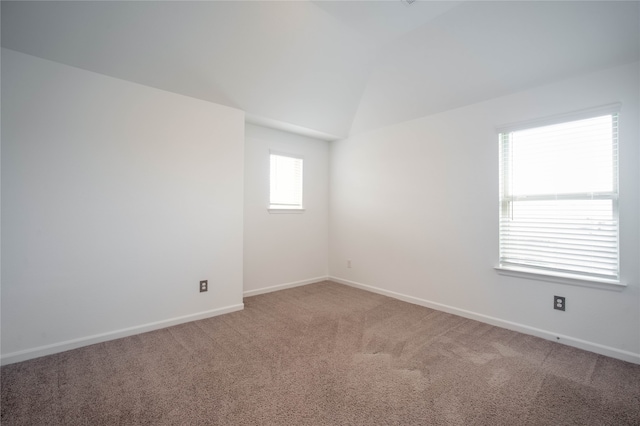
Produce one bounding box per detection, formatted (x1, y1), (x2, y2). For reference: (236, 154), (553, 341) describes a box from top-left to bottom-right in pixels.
(494, 266), (626, 291)
(268, 208), (305, 214)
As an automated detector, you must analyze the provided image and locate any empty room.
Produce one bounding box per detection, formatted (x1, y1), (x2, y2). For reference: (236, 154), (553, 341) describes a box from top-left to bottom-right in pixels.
(1, 1), (639, 424)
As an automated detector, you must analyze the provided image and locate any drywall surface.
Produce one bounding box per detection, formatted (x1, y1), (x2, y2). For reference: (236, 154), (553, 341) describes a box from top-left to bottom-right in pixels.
(244, 124), (329, 295)
(1, 49), (245, 363)
(330, 62), (640, 362)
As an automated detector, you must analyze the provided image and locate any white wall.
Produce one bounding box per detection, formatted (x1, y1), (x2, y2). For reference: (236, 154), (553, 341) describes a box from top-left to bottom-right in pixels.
(244, 124), (329, 295)
(330, 62), (640, 363)
(2, 47), (637, 366)
(1, 49), (245, 364)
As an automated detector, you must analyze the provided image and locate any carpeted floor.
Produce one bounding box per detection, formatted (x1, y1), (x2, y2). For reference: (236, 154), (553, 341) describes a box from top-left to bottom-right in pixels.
(2, 281), (639, 425)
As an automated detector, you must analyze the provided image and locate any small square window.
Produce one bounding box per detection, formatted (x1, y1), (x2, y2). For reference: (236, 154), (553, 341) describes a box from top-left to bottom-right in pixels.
(269, 152), (303, 211)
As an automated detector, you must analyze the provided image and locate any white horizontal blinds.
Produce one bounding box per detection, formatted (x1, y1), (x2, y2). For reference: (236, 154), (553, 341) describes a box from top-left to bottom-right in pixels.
(270, 153), (303, 209)
(499, 114), (619, 280)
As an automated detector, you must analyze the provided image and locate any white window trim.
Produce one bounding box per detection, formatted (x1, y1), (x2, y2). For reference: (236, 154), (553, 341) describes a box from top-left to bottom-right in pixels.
(495, 103), (623, 289)
(268, 150), (304, 213)
(268, 208), (306, 214)
(494, 266), (625, 290)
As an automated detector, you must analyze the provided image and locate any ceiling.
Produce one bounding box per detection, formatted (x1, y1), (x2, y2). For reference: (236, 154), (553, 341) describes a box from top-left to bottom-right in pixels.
(2, 1), (639, 140)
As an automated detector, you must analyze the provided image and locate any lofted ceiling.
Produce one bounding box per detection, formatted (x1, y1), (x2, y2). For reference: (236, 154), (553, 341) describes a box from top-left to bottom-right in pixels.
(2, 1), (639, 140)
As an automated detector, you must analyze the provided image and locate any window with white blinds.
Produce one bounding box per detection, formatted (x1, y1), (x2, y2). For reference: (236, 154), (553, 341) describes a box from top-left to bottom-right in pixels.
(269, 152), (303, 210)
(498, 112), (619, 283)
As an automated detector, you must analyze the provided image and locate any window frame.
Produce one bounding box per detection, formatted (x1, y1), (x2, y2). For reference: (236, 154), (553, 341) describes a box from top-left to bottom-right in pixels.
(268, 150), (305, 214)
(495, 104), (624, 289)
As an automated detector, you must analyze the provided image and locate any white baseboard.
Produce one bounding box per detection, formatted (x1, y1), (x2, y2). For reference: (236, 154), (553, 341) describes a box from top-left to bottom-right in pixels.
(243, 276), (329, 297)
(329, 276), (640, 365)
(1, 304), (244, 366)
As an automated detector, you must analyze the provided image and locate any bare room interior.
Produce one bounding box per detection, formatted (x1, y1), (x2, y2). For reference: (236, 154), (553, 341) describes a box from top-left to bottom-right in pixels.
(1, 1), (639, 424)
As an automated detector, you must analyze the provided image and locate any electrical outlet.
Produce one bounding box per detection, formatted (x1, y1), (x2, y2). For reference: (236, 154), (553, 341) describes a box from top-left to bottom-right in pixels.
(200, 280), (208, 293)
(554, 296), (565, 311)
(347, 259), (352, 268)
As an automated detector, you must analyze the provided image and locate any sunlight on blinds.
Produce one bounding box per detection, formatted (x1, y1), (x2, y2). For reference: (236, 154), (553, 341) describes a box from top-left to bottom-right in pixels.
(499, 113), (619, 282)
(270, 153), (303, 209)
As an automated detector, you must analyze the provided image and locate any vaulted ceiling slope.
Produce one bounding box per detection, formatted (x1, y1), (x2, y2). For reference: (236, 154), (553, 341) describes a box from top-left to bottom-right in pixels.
(2, 1), (639, 140)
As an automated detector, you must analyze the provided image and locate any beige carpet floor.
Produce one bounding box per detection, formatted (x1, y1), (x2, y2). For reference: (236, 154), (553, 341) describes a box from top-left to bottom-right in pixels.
(2, 281), (639, 425)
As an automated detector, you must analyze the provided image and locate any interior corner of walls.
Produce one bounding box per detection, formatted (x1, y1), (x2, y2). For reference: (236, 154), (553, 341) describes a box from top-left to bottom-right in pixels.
(244, 123), (329, 292)
(243, 276), (329, 298)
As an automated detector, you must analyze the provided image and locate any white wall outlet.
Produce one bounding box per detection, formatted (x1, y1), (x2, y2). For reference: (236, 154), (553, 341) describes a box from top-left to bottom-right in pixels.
(347, 259), (352, 268)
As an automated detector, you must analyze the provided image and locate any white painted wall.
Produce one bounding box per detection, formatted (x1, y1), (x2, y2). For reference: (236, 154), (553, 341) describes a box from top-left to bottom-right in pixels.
(2, 48), (637, 365)
(330, 62), (640, 363)
(244, 124), (328, 295)
(1, 49), (245, 364)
